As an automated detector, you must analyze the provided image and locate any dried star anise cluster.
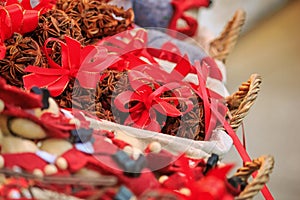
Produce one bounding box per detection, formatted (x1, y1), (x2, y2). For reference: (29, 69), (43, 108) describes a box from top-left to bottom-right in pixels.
(30, 9), (84, 47)
(88, 69), (206, 141)
(54, 70), (126, 122)
(162, 96), (205, 140)
(55, 78), (96, 110)
(56, 0), (134, 44)
(28, 9), (84, 65)
(0, 33), (46, 87)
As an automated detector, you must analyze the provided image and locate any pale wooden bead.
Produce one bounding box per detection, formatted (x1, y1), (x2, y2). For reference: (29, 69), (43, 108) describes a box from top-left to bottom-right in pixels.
(33, 168), (44, 177)
(123, 145), (133, 156)
(148, 141), (162, 153)
(9, 118), (47, 139)
(56, 157), (68, 170)
(44, 164), (58, 175)
(0, 155), (4, 168)
(69, 118), (81, 126)
(179, 187), (191, 196)
(1, 137), (38, 153)
(0, 115), (10, 135)
(132, 147), (143, 160)
(158, 175), (169, 183)
(104, 137), (113, 144)
(40, 139), (73, 157)
(12, 165), (22, 173)
(34, 98), (60, 118)
(8, 189), (21, 199)
(0, 99), (4, 112)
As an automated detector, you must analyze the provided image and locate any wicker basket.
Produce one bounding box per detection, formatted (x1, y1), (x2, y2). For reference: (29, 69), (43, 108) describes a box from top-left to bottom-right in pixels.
(83, 16), (261, 157)
(235, 155), (275, 200)
(227, 73), (262, 132)
(207, 9), (260, 133)
(0, 155), (274, 200)
(209, 9), (246, 63)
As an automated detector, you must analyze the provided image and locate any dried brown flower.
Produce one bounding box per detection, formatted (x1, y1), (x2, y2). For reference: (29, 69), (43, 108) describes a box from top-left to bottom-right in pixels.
(0, 33), (45, 87)
(56, 0), (134, 44)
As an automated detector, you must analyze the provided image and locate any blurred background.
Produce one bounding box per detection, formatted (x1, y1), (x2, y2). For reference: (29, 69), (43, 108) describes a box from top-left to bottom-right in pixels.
(199, 0), (300, 199)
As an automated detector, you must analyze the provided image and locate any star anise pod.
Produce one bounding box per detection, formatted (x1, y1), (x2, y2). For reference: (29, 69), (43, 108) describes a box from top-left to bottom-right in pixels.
(56, 0), (134, 44)
(29, 9), (84, 65)
(0, 33), (45, 87)
(97, 69), (206, 141)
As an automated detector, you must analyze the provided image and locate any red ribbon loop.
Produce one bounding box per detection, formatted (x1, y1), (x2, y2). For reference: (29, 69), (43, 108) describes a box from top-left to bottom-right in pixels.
(169, 0), (211, 37)
(24, 36), (115, 96)
(0, 0), (53, 59)
(99, 29), (227, 139)
(114, 68), (194, 131)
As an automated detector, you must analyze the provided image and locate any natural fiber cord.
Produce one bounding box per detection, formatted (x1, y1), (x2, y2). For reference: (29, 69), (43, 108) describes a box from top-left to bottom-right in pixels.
(226, 74), (262, 132)
(235, 155), (275, 200)
(209, 9), (246, 63)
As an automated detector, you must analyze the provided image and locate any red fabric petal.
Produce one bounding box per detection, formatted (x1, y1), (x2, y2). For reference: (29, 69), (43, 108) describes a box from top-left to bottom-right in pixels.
(0, 78), (42, 109)
(2, 153), (48, 172)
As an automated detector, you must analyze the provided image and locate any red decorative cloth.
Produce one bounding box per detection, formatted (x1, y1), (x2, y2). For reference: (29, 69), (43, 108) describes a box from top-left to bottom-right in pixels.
(0, 78), (75, 138)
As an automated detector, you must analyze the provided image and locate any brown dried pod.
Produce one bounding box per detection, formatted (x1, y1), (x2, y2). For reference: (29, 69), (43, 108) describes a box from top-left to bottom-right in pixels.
(97, 69), (206, 141)
(29, 9), (84, 65)
(54, 68), (205, 140)
(56, 0), (134, 44)
(0, 33), (45, 87)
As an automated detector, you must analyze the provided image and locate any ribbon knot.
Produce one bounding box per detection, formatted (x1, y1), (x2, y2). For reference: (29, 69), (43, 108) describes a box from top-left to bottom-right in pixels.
(24, 36), (117, 97)
(114, 68), (194, 132)
(169, 0), (211, 36)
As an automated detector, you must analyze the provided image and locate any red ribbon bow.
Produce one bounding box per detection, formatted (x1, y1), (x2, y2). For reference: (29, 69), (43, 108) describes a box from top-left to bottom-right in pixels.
(0, 0), (54, 59)
(98, 29), (159, 71)
(23, 36), (118, 97)
(98, 29), (227, 138)
(169, 0), (211, 37)
(114, 66), (194, 131)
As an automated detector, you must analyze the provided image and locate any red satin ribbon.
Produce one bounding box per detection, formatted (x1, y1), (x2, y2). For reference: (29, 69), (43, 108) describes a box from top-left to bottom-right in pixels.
(3, 0), (55, 12)
(210, 100), (274, 200)
(99, 29), (227, 139)
(169, 0), (211, 37)
(23, 36), (117, 97)
(114, 67), (194, 131)
(0, 0), (54, 59)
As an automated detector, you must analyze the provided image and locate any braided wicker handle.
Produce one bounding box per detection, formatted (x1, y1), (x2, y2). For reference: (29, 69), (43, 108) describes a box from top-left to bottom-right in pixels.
(226, 74), (262, 132)
(235, 155), (275, 200)
(209, 9), (246, 63)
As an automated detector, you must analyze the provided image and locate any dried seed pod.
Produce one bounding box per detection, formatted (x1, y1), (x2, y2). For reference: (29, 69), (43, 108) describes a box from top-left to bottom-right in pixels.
(56, 0), (134, 44)
(29, 9), (84, 65)
(98, 70), (206, 141)
(0, 33), (45, 87)
(55, 68), (206, 140)
(30, 9), (84, 46)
